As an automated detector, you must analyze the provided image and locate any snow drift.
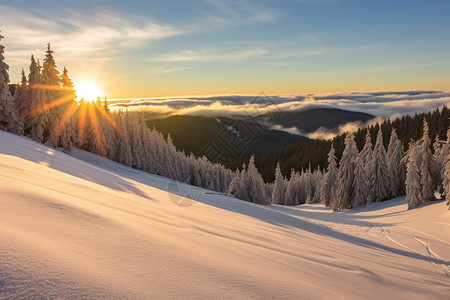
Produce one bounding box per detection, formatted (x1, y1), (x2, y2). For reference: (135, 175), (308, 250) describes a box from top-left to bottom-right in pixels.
(0, 131), (449, 299)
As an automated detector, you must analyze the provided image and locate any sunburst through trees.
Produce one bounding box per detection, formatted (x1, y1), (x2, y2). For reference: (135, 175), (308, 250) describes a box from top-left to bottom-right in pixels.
(15, 43), (118, 153)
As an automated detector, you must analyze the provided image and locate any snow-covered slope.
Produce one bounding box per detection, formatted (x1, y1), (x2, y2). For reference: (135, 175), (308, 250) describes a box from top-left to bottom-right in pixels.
(0, 130), (449, 299)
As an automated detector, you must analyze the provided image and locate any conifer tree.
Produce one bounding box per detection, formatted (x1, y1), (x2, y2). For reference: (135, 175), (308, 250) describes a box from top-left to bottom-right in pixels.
(42, 43), (62, 145)
(369, 129), (390, 203)
(247, 156), (269, 204)
(332, 132), (358, 210)
(57, 66), (78, 151)
(228, 168), (242, 197)
(419, 120), (436, 202)
(115, 111), (132, 166)
(387, 129), (405, 197)
(443, 151), (450, 209)
(309, 166), (322, 204)
(235, 164), (250, 201)
(405, 142), (422, 209)
(272, 162), (286, 204)
(360, 131), (374, 202)
(0, 32), (20, 133)
(320, 144), (338, 207)
(352, 155), (367, 207)
(14, 68), (29, 135)
(440, 129), (450, 200)
(26, 55), (48, 142)
(285, 170), (301, 206)
(301, 173), (311, 204)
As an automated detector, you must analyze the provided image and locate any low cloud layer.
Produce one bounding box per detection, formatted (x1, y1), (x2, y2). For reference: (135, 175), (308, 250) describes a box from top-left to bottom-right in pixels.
(110, 90), (450, 119)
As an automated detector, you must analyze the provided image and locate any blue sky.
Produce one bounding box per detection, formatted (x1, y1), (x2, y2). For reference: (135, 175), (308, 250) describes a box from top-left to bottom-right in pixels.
(1, 0), (449, 98)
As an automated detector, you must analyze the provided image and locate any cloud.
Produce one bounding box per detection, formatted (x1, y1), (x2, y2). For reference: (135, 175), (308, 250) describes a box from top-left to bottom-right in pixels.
(153, 66), (187, 74)
(305, 117), (385, 140)
(154, 48), (268, 63)
(109, 90), (450, 122)
(0, 5), (181, 64)
(197, 0), (278, 31)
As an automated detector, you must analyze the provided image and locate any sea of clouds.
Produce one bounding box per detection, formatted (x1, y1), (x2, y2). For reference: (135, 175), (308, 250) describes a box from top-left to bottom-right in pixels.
(110, 90), (449, 139)
(110, 90), (449, 118)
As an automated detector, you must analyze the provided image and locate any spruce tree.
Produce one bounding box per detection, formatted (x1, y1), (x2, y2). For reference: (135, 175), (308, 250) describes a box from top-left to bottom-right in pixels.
(387, 129), (405, 197)
(352, 155), (367, 207)
(443, 151), (450, 209)
(369, 129), (390, 203)
(419, 120), (436, 202)
(332, 132), (358, 210)
(440, 129), (450, 200)
(272, 162), (286, 204)
(26, 55), (48, 142)
(14, 68), (30, 135)
(320, 144), (338, 207)
(247, 156), (269, 204)
(360, 131), (374, 202)
(285, 170), (300, 206)
(58, 66), (78, 151)
(405, 142), (422, 209)
(116, 111), (133, 166)
(0, 32), (20, 133)
(42, 43), (62, 145)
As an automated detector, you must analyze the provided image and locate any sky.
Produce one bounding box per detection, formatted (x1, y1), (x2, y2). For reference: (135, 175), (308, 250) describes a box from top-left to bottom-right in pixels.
(1, 0), (450, 99)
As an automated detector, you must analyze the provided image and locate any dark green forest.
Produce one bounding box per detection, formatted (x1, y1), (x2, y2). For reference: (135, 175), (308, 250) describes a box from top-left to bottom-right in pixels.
(251, 106), (449, 182)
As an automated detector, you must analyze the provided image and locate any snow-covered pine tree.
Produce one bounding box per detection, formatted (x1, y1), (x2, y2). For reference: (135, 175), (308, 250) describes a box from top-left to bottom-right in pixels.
(443, 150), (450, 209)
(272, 162), (286, 204)
(285, 169), (299, 206)
(332, 131), (358, 210)
(42, 44), (62, 145)
(246, 156), (269, 204)
(360, 130), (374, 202)
(433, 135), (442, 166)
(26, 55), (47, 142)
(352, 155), (367, 207)
(228, 168), (241, 196)
(405, 142), (423, 209)
(310, 166), (323, 204)
(320, 144), (338, 207)
(440, 129), (450, 200)
(369, 129), (390, 203)
(14, 68), (29, 135)
(58, 66), (78, 151)
(387, 128), (405, 197)
(86, 100), (107, 156)
(129, 114), (145, 169)
(0, 32), (20, 134)
(419, 120), (436, 202)
(235, 164), (250, 201)
(301, 166), (314, 204)
(115, 111), (133, 166)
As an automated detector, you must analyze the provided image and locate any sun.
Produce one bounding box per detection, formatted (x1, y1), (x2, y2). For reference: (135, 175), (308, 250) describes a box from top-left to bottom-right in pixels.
(74, 81), (104, 102)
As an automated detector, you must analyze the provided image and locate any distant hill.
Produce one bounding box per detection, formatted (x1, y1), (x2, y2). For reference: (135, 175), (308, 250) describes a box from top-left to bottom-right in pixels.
(146, 115), (308, 166)
(261, 108), (375, 133)
(146, 108), (376, 167)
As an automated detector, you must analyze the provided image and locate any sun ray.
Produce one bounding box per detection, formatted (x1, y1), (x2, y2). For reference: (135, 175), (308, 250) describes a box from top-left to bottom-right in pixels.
(95, 101), (122, 135)
(28, 93), (76, 116)
(31, 84), (75, 92)
(77, 101), (88, 145)
(50, 101), (78, 138)
(88, 104), (105, 156)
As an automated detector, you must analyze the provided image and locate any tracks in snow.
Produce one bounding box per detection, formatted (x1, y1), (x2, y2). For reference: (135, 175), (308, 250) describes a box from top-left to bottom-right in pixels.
(378, 225), (450, 278)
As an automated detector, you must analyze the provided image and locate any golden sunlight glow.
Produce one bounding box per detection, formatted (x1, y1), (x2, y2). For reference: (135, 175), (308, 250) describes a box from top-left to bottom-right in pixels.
(74, 81), (104, 102)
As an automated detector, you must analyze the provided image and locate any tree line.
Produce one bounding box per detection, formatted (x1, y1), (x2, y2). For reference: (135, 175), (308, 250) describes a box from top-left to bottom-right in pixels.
(254, 106), (449, 183)
(0, 33), (449, 210)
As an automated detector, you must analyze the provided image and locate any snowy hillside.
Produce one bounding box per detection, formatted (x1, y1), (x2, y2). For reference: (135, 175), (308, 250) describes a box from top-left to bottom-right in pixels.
(0, 130), (449, 299)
